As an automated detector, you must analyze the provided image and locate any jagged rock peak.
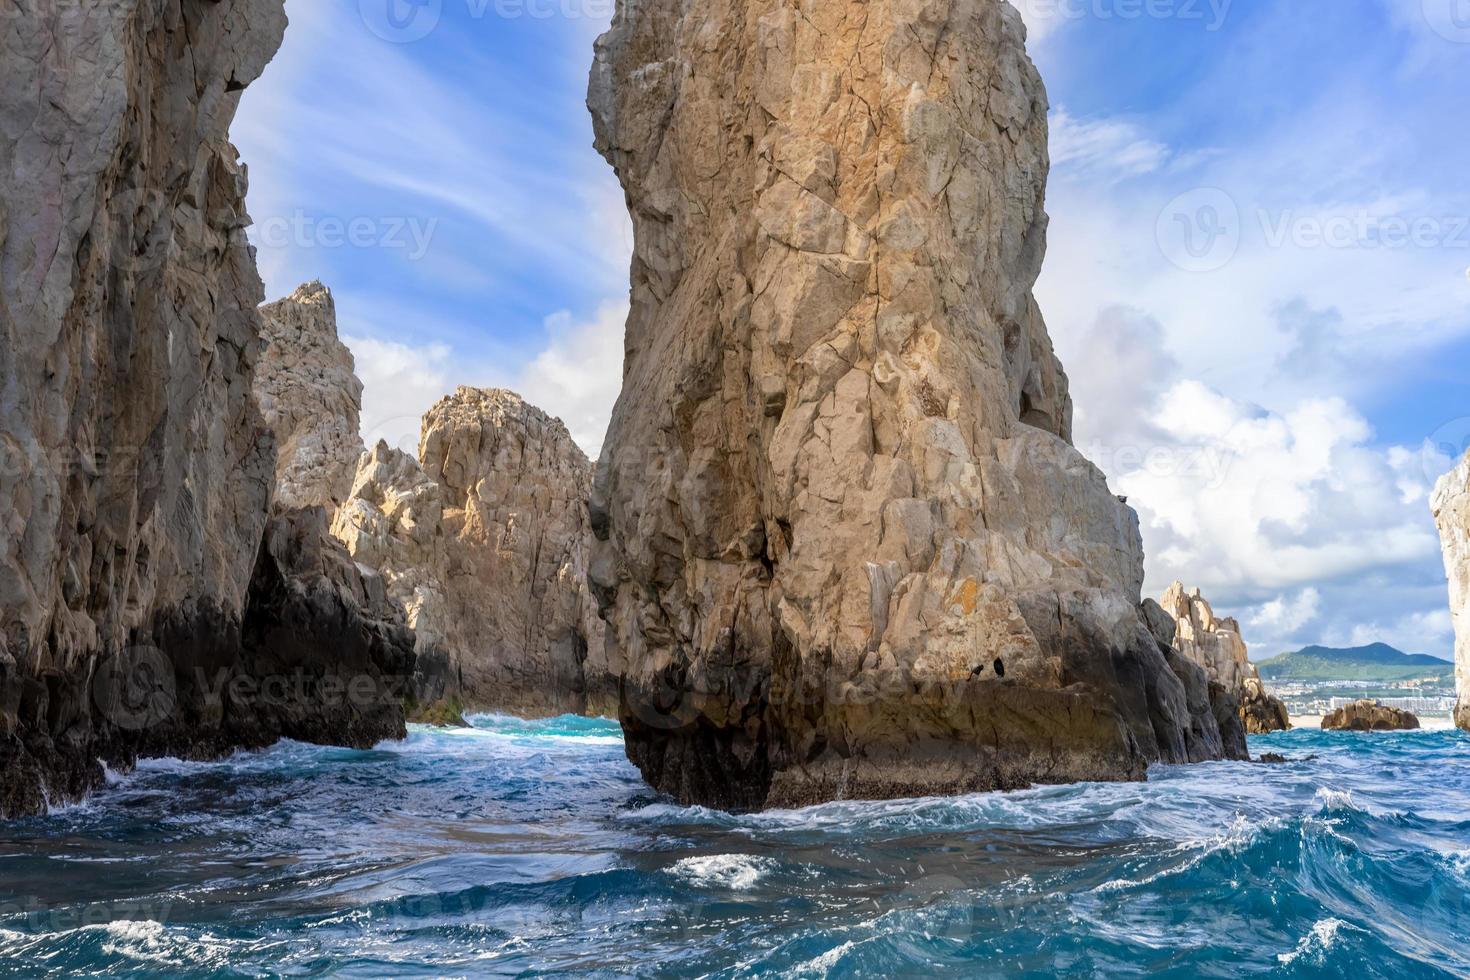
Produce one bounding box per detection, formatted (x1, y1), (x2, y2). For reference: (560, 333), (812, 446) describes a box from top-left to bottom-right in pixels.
(1157, 582), (1290, 734)
(587, 0), (1238, 810)
(256, 281), (365, 512)
(1431, 453), (1470, 731)
(333, 389), (614, 718)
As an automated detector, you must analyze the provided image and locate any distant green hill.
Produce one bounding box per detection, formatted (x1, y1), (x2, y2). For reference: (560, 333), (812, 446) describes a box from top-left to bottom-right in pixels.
(1255, 643), (1454, 682)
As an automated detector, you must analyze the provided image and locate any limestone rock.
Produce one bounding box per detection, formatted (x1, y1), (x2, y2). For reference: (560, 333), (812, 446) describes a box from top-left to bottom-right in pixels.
(1431, 452), (1470, 731)
(1158, 582), (1290, 734)
(255, 282), (364, 513)
(1321, 699), (1420, 732)
(0, 1), (412, 816)
(334, 388), (613, 717)
(587, 0), (1239, 809)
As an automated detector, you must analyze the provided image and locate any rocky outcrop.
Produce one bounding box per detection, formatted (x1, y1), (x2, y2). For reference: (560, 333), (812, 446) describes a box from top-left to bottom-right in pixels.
(1431, 453), (1470, 731)
(0, 2), (414, 817)
(1321, 699), (1421, 732)
(255, 282), (364, 513)
(1239, 677), (1291, 734)
(586, 0), (1240, 809)
(334, 388), (613, 718)
(1158, 583), (1290, 734)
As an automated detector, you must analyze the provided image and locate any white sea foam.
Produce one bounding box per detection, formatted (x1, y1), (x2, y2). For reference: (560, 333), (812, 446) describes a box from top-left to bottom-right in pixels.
(669, 854), (777, 890)
(1277, 917), (1358, 965)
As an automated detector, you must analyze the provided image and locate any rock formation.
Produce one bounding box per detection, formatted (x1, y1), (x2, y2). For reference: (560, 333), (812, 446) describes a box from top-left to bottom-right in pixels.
(1431, 453), (1470, 731)
(0, 1), (411, 817)
(1321, 699), (1421, 732)
(252, 281), (448, 726)
(255, 282), (364, 513)
(587, 0), (1242, 809)
(334, 388), (613, 718)
(1158, 583), (1290, 734)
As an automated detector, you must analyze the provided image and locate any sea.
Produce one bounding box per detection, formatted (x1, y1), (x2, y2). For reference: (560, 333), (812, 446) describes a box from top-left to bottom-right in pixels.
(1, 715), (1467, 978)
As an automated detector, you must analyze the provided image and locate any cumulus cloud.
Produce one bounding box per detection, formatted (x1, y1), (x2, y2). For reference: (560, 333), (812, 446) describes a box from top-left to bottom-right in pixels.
(1066, 305), (1449, 657)
(1249, 588), (1322, 635)
(341, 301), (628, 463)
(517, 301), (628, 458)
(342, 334), (459, 457)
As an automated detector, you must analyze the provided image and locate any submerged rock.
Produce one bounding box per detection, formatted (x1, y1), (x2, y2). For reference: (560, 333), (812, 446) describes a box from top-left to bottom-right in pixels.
(1158, 583), (1291, 734)
(1431, 452), (1470, 731)
(587, 0), (1240, 809)
(1321, 700), (1420, 732)
(334, 388), (613, 718)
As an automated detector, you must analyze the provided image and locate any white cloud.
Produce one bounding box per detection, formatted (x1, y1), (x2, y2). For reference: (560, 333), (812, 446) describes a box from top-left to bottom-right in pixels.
(1249, 588), (1322, 635)
(517, 301), (628, 459)
(342, 334), (459, 457)
(1050, 109), (1171, 184)
(340, 301), (628, 463)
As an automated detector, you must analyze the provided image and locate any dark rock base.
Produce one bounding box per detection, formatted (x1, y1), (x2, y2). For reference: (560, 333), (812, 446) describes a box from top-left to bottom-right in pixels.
(0, 509), (420, 820)
(620, 623), (1250, 812)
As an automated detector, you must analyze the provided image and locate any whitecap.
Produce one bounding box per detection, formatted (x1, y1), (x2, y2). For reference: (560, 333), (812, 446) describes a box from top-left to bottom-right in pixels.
(1277, 917), (1359, 965)
(669, 854), (777, 890)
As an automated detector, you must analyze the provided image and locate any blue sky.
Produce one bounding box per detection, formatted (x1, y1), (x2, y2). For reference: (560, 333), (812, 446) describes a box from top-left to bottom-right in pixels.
(233, 0), (1470, 660)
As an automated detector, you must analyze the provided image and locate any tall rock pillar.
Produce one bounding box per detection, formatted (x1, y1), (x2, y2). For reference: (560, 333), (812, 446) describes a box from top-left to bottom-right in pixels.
(587, 0), (1237, 809)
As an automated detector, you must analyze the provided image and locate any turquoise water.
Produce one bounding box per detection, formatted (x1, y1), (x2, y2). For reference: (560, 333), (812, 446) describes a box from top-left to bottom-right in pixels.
(1, 716), (1467, 978)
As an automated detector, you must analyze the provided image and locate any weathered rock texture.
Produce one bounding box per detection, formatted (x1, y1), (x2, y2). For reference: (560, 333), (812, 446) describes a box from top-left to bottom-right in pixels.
(587, 0), (1241, 809)
(1158, 583), (1290, 734)
(333, 388), (613, 717)
(255, 282), (364, 513)
(1431, 453), (1470, 731)
(1321, 699), (1421, 732)
(0, 2), (410, 817)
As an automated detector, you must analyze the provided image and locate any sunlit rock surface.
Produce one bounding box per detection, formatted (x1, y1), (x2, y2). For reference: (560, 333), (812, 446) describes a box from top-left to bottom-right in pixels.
(1431, 453), (1470, 731)
(1158, 583), (1290, 735)
(586, 0), (1239, 809)
(334, 388), (613, 718)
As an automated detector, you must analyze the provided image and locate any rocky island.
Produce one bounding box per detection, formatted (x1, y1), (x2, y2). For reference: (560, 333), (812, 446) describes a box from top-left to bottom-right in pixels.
(586, 0), (1244, 810)
(1321, 700), (1421, 732)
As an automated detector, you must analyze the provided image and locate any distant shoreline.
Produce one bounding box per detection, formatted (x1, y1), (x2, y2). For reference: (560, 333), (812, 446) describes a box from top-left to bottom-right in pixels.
(1288, 714), (1458, 731)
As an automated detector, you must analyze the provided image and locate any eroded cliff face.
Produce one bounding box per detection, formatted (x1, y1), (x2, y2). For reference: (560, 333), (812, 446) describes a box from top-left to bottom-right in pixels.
(0, 3), (410, 817)
(1431, 453), (1470, 731)
(587, 0), (1239, 809)
(1158, 582), (1290, 735)
(334, 388), (613, 718)
(255, 282), (364, 514)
